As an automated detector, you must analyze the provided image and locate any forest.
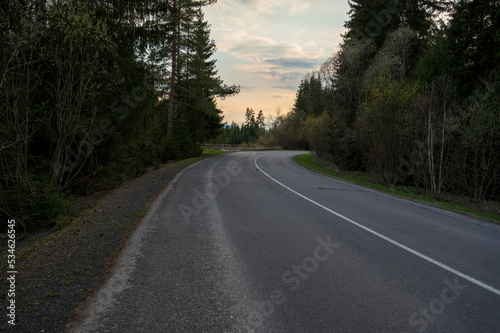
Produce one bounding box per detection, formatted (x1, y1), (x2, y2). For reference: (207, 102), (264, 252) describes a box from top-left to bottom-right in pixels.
(2, 0), (499, 229)
(0, 0), (238, 228)
(268, 0), (499, 202)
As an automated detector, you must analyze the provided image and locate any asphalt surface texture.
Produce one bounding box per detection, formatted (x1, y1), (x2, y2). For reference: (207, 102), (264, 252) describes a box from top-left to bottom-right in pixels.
(69, 151), (500, 332)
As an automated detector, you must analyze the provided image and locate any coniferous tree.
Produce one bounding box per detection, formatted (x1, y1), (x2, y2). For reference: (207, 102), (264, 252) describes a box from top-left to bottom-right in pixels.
(294, 74), (327, 117)
(0, 0), (239, 226)
(257, 110), (265, 129)
(447, 0), (500, 99)
(171, 6), (238, 156)
(345, 0), (443, 46)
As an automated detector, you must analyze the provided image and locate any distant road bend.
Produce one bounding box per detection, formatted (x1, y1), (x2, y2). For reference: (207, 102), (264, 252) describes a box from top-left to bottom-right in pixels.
(71, 151), (500, 332)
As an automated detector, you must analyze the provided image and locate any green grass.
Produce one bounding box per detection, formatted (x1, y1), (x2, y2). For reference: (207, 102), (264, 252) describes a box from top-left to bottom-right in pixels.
(156, 149), (226, 169)
(294, 153), (500, 223)
(202, 148), (227, 156)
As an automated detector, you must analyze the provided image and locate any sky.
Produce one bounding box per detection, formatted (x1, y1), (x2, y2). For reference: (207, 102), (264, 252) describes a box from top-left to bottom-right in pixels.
(203, 0), (350, 125)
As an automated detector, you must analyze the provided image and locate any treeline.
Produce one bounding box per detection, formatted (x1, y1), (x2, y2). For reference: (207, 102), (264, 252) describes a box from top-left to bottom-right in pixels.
(210, 107), (266, 144)
(0, 0), (238, 228)
(211, 106), (305, 147)
(274, 0), (500, 201)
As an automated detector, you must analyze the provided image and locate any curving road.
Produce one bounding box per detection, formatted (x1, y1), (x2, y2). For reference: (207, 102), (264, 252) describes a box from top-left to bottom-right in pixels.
(71, 151), (500, 332)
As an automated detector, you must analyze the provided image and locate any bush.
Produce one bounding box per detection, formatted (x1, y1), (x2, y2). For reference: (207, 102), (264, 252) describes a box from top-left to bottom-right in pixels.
(2, 166), (73, 231)
(356, 74), (419, 183)
(450, 78), (500, 200)
(302, 111), (331, 159)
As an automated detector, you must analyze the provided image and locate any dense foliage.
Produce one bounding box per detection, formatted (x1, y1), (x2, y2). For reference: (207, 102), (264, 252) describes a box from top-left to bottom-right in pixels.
(0, 0), (238, 228)
(273, 0), (500, 200)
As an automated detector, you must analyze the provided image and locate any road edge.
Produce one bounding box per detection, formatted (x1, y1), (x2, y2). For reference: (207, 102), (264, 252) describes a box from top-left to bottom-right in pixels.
(293, 153), (500, 225)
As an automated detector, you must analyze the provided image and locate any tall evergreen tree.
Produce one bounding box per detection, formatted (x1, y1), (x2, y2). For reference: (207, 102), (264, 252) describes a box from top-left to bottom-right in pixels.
(345, 0), (443, 47)
(294, 73), (326, 117)
(173, 6), (238, 156)
(447, 0), (500, 98)
(256, 110), (265, 128)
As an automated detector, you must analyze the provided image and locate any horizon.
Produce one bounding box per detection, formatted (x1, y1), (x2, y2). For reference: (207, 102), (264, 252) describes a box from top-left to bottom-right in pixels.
(203, 0), (350, 125)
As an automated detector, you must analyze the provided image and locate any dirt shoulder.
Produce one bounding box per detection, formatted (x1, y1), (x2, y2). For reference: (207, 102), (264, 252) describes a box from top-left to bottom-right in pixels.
(1, 153), (222, 333)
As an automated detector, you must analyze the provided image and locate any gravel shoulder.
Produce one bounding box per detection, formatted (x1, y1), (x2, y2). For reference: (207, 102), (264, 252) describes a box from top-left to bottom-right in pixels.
(1, 153), (221, 333)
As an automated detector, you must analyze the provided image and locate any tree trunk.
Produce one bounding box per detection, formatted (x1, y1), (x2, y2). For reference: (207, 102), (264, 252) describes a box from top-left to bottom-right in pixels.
(167, 0), (178, 138)
(427, 88), (435, 195)
(438, 82), (446, 195)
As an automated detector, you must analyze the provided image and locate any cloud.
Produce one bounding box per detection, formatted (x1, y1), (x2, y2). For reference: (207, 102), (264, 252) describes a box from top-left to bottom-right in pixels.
(250, 69), (305, 82)
(288, 1), (310, 16)
(203, 0), (352, 123)
(218, 31), (302, 60)
(217, 31), (322, 81)
(210, 0), (288, 24)
(264, 58), (318, 69)
(271, 85), (299, 91)
(293, 28), (307, 39)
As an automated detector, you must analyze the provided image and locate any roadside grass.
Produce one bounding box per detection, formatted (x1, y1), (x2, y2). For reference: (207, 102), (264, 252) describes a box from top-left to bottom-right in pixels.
(96, 149), (227, 190)
(201, 148), (227, 156)
(157, 149), (227, 167)
(294, 153), (500, 224)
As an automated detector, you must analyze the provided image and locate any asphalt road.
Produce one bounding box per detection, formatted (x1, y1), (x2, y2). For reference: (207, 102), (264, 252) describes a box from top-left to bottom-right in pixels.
(70, 151), (500, 332)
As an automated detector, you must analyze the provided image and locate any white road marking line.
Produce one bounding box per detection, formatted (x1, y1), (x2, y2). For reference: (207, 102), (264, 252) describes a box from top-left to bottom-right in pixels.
(254, 154), (500, 297)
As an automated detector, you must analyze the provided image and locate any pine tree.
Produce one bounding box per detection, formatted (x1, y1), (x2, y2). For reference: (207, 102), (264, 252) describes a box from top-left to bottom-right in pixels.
(174, 6), (238, 155)
(257, 110), (265, 128)
(345, 0), (443, 47)
(294, 73), (326, 117)
(447, 0), (500, 98)
(245, 107), (255, 125)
